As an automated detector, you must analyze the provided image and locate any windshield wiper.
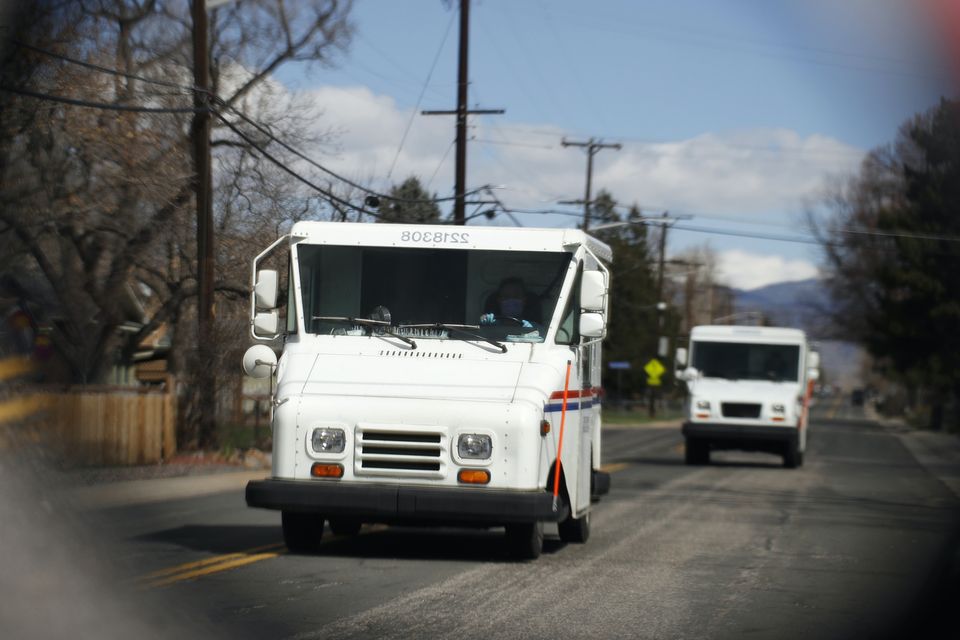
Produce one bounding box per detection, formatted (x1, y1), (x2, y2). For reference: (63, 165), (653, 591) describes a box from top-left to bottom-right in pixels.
(399, 323), (507, 354)
(312, 316), (416, 349)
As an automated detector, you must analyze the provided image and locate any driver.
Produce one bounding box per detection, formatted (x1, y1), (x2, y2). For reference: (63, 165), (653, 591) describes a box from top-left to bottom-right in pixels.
(480, 277), (541, 327)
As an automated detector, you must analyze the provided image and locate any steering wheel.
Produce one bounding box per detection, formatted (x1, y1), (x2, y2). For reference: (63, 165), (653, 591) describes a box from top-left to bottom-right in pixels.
(492, 314), (525, 327)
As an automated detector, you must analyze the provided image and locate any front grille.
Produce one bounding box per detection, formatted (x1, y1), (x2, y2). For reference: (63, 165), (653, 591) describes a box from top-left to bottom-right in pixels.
(355, 425), (447, 478)
(721, 403), (762, 419)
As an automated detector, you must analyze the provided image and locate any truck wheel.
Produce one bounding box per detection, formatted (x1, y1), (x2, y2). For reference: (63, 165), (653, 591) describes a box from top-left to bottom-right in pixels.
(282, 511), (325, 553)
(505, 521), (543, 560)
(783, 440), (800, 469)
(558, 509), (590, 544)
(328, 518), (362, 536)
(685, 438), (709, 465)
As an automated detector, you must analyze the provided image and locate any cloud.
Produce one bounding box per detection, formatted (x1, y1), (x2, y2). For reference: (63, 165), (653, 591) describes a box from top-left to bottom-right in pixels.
(717, 249), (819, 290)
(303, 85), (864, 224)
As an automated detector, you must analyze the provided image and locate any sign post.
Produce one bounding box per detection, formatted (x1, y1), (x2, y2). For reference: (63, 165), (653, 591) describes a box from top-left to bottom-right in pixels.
(608, 361), (631, 406)
(644, 358), (665, 417)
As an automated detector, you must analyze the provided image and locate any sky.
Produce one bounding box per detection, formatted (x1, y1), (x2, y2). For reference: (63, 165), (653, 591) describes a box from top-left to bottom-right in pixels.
(273, 0), (953, 290)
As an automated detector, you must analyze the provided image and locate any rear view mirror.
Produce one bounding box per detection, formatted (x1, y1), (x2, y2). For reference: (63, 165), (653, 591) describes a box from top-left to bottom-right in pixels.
(808, 368), (820, 382)
(675, 347), (688, 367)
(255, 269), (279, 310)
(580, 271), (606, 312)
(242, 344), (277, 379)
(580, 312), (605, 338)
(253, 311), (279, 337)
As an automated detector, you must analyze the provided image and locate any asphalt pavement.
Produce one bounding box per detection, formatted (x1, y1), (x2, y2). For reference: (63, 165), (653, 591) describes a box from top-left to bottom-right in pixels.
(7, 401), (960, 639)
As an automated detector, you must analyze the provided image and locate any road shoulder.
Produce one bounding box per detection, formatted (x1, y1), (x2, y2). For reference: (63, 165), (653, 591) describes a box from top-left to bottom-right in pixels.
(69, 469), (271, 510)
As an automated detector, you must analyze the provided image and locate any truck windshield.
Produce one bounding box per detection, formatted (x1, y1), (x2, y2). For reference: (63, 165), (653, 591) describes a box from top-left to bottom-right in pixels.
(296, 245), (573, 344)
(691, 341), (800, 382)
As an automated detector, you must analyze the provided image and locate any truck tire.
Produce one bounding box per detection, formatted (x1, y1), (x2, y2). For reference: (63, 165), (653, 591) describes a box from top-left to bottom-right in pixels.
(328, 518), (362, 536)
(783, 439), (800, 469)
(558, 509), (590, 544)
(282, 511), (325, 553)
(685, 438), (709, 465)
(505, 521), (543, 560)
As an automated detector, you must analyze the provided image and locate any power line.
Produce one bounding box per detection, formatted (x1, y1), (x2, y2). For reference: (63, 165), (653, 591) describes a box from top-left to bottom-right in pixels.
(386, 10), (457, 182)
(472, 138), (555, 150)
(494, 124), (866, 160)
(13, 42), (479, 208)
(0, 85), (204, 113)
(561, 137), (622, 230)
(425, 138), (456, 191)
(213, 111), (385, 220)
(218, 101), (488, 205)
(14, 40), (202, 94)
(531, 11), (946, 81)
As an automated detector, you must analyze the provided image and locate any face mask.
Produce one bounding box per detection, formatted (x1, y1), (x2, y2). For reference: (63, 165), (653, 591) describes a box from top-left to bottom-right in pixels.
(500, 298), (524, 317)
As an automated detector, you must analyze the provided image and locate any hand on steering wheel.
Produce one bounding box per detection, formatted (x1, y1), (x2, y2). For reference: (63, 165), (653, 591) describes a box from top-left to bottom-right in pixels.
(480, 313), (531, 328)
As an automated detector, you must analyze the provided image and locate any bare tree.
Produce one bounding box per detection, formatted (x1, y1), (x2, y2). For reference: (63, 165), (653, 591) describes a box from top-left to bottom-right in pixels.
(1, 1), (355, 447)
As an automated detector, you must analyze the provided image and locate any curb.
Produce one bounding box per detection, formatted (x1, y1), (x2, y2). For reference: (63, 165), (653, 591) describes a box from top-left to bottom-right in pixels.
(69, 469), (271, 510)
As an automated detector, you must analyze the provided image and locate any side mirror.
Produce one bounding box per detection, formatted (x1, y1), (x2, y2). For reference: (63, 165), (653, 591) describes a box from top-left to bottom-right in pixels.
(677, 366), (699, 382)
(255, 269), (279, 310)
(807, 368), (820, 382)
(253, 310), (279, 337)
(242, 344), (277, 379)
(580, 312), (605, 338)
(808, 351), (820, 370)
(675, 347), (688, 367)
(580, 271), (606, 312)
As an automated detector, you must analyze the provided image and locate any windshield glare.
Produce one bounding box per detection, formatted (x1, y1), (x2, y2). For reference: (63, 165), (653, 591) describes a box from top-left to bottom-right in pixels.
(691, 341), (800, 382)
(296, 245), (573, 344)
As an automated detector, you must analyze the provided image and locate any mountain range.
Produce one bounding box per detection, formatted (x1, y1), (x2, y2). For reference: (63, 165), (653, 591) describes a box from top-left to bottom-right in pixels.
(731, 278), (864, 389)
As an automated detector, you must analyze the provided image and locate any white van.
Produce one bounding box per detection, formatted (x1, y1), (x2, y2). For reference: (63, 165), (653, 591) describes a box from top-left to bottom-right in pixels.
(242, 221), (612, 559)
(676, 325), (819, 468)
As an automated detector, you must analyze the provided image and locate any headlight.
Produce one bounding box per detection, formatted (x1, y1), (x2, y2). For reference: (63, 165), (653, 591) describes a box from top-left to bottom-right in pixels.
(311, 427), (345, 453)
(771, 403), (785, 413)
(695, 400), (710, 410)
(457, 433), (492, 459)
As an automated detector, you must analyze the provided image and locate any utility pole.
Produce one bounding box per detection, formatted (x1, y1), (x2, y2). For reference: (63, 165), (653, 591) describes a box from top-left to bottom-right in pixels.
(422, 0), (503, 225)
(192, 0), (215, 446)
(561, 138), (621, 230)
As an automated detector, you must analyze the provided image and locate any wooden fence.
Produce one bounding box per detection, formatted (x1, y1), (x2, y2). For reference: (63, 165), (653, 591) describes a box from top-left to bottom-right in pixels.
(35, 386), (176, 465)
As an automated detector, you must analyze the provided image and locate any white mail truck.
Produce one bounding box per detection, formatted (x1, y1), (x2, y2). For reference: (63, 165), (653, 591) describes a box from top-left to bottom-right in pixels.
(676, 325), (819, 469)
(242, 221), (612, 559)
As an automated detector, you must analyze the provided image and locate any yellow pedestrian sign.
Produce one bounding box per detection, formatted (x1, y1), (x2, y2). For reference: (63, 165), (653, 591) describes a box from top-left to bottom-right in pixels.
(644, 358), (665, 386)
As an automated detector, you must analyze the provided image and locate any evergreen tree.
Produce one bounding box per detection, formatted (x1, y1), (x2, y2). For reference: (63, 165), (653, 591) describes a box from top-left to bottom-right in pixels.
(590, 192), (659, 400)
(376, 176), (442, 224)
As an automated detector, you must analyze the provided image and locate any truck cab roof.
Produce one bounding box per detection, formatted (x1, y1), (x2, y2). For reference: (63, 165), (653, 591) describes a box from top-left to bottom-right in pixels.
(690, 325), (807, 344)
(288, 221), (612, 264)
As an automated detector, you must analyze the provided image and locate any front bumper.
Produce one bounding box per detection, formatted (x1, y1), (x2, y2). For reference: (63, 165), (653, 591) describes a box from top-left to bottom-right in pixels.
(246, 479), (567, 525)
(682, 422), (797, 452)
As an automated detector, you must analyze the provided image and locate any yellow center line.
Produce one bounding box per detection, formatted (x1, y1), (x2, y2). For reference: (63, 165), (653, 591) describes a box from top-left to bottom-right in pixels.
(143, 550), (286, 589)
(599, 462), (630, 473)
(136, 542), (286, 582)
(137, 524), (391, 589)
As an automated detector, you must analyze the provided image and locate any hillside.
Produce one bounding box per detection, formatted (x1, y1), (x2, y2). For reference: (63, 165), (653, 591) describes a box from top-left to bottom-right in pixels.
(731, 278), (864, 389)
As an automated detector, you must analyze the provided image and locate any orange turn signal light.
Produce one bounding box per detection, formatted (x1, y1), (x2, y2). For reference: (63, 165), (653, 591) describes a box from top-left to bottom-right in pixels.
(457, 469), (491, 485)
(695, 413), (710, 419)
(771, 416), (786, 422)
(540, 420), (551, 436)
(311, 463), (344, 478)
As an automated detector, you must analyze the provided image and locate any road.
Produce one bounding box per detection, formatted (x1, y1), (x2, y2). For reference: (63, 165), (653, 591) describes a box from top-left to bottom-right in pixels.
(72, 405), (960, 639)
